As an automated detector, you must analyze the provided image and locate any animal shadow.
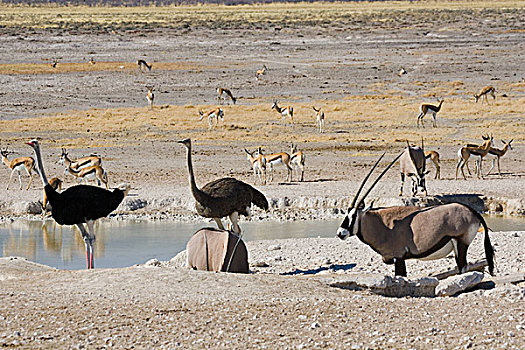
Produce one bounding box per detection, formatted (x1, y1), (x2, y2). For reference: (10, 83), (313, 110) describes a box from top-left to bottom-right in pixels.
(281, 263), (356, 276)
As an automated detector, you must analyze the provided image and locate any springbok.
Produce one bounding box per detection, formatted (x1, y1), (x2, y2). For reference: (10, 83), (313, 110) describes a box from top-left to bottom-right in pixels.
(217, 87), (236, 105)
(146, 86), (155, 110)
(425, 150), (441, 180)
(260, 149), (292, 183)
(486, 139), (512, 176)
(137, 59), (152, 72)
(312, 106), (325, 133)
(42, 177), (63, 212)
(456, 135), (493, 180)
(245, 148), (267, 185)
(399, 141), (428, 197)
(255, 65), (268, 80)
(199, 108), (224, 129)
(89, 57), (96, 65)
(1, 148), (37, 190)
(290, 144), (305, 182)
(337, 153), (495, 277)
(64, 165), (109, 189)
(474, 86), (496, 105)
(271, 101), (293, 123)
(417, 99), (444, 128)
(59, 148), (102, 171)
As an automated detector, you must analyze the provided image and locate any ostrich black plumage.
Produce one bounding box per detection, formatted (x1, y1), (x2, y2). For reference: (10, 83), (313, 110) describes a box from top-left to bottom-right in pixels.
(178, 138), (268, 234)
(27, 139), (130, 269)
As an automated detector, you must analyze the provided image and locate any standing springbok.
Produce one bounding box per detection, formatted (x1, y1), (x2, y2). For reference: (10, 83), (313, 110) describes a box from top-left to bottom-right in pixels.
(42, 177), (63, 213)
(425, 150), (441, 180)
(217, 87), (237, 105)
(272, 101), (293, 123)
(1, 148), (37, 190)
(337, 153), (495, 277)
(59, 148), (102, 171)
(417, 99), (444, 128)
(245, 148), (266, 185)
(456, 135), (493, 180)
(487, 139), (512, 176)
(260, 149), (292, 183)
(474, 86), (496, 105)
(146, 86), (155, 110)
(137, 59), (152, 72)
(199, 108), (224, 129)
(312, 106), (325, 133)
(255, 65), (268, 80)
(290, 144), (305, 182)
(65, 165), (109, 189)
(399, 141), (428, 196)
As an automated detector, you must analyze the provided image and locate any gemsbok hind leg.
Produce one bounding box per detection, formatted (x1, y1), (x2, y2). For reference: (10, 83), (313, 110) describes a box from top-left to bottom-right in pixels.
(394, 258), (407, 277)
(455, 240), (469, 274)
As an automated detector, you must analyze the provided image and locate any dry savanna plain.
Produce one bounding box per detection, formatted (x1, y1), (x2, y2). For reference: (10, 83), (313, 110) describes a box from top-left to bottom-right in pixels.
(0, 1), (524, 349)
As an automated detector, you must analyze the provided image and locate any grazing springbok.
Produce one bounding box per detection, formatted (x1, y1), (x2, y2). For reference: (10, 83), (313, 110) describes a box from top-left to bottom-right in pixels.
(89, 57), (96, 65)
(425, 150), (441, 180)
(271, 101), (293, 123)
(290, 144), (305, 182)
(487, 139), (513, 176)
(137, 59), (152, 72)
(399, 141), (428, 197)
(217, 87), (237, 105)
(255, 65), (268, 80)
(260, 149), (292, 183)
(59, 148), (102, 171)
(1, 148), (37, 190)
(312, 106), (325, 133)
(398, 67), (407, 76)
(474, 86), (496, 105)
(146, 86), (155, 110)
(199, 108), (224, 129)
(65, 165), (109, 189)
(245, 148), (267, 185)
(417, 99), (444, 128)
(337, 153), (495, 277)
(42, 177), (63, 212)
(456, 135), (493, 180)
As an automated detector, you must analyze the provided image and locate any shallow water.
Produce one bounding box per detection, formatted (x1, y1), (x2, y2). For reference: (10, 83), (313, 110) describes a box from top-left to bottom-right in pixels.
(1, 216), (523, 270)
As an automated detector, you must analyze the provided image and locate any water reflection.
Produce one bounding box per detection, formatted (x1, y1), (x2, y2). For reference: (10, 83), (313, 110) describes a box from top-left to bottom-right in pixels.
(1, 216), (524, 270)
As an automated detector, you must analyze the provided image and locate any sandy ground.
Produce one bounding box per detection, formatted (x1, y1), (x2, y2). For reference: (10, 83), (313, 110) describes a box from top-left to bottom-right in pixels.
(0, 2), (524, 349)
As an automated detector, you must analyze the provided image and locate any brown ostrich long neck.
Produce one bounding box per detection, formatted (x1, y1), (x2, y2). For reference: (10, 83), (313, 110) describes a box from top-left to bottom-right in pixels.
(184, 143), (208, 205)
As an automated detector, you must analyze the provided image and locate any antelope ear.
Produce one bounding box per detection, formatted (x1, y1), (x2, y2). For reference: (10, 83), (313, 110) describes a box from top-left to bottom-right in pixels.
(364, 200), (375, 211)
(357, 201), (365, 210)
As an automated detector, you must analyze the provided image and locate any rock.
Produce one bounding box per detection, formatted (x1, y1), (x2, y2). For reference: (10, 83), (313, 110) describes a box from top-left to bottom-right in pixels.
(144, 259), (161, 267)
(267, 244), (281, 251)
(435, 272), (485, 297)
(169, 250), (187, 268)
(123, 198), (147, 211)
(10, 201), (42, 215)
(252, 261), (269, 268)
(506, 199), (525, 215)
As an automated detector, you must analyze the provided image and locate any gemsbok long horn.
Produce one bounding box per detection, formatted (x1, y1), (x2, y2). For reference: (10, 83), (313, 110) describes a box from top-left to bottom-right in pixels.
(350, 153), (385, 208)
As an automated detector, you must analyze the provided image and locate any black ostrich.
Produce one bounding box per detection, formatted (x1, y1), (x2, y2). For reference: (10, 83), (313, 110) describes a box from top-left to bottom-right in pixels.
(27, 139), (130, 269)
(178, 138), (268, 234)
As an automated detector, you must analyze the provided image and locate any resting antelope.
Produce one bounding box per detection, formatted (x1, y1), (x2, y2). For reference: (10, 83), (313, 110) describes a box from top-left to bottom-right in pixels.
(312, 106), (325, 133)
(456, 135), (493, 180)
(474, 86), (496, 105)
(217, 87), (236, 105)
(337, 153), (495, 277)
(271, 101), (293, 123)
(146, 86), (155, 110)
(417, 99), (444, 128)
(255, 65), (268, 80)
(199, 107), (224, 129)
(487, 139), (513, 176)
(425, 151), (441, 180)
(245, 148), (266, 185)
(260, 149), (292, 183)
(290, 144), (305, 182)
(59, 148), (102, 171)
(399, 141), (428, 197)
(137, 59), (152, 72)
(65, 165), (109, 189)
(1, 148), (37, 190)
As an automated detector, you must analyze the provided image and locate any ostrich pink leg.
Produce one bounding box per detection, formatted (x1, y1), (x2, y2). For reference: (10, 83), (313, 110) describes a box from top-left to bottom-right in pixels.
(76, 223), (92, 269)
(86, 220), (96, 269)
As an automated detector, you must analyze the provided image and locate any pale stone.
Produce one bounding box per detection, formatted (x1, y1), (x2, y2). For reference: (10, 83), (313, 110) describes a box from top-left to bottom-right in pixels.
(435, 271), (485, 297)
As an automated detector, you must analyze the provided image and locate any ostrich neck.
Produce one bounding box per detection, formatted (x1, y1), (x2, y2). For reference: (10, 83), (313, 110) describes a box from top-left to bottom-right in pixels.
(33, 146), (49, 186)
(185, 145), (207, 204)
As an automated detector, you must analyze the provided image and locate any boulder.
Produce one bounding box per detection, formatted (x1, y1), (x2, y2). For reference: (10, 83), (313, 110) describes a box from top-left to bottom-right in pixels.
(435, 271), (485, 297)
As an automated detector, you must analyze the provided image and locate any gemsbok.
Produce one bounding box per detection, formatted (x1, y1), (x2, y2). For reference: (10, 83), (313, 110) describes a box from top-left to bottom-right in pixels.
(255, 65), (268, 80)
(260, 149), (292, 183)
(137, 59), (152, 72)
(1, 148), (37, 190)
(486, 139), (512, 176)
(399, 141), (428, 197)
(425, 150), (441, 180)
(272, 101), (293, 123)
(337, 153), (495, 277)
(312, 106), (325, 133)
(217, 87), (237, 105)
(245, 148), (267, 185)
(146, 86), (155, 110)
(417, 99), (444, 128)
(199, 108), (224, 129)
(474, 86), (496, 105)
(290, 144), (305, 182)
(456, 135), (493, 180)
(59, 148), (102, 171)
